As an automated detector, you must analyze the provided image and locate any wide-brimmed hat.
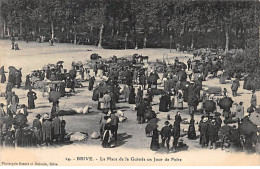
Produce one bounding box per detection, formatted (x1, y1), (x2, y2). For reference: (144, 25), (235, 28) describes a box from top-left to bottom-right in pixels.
(203, 117), (208, 122)
(43, 113), (50, 119)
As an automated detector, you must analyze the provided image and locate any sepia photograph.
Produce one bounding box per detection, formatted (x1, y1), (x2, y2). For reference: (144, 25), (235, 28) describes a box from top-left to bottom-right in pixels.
(0, 0), (259, 166)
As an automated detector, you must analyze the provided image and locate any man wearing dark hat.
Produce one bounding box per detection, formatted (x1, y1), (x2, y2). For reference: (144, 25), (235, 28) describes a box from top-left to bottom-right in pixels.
(250, 90), (257, 109)
(214, 112), (222, 130)
(110, 111), (119, 141)
(199, 116), (209, 147)
(42, 114), (52, 146)
(207, 118), (218, 149)
(33, 114), (42, 130)
(33, 114), (42, 146)
(160, 121), (171, 150)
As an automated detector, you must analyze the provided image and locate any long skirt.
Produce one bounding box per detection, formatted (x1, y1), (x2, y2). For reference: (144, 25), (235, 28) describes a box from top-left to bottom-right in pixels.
(188, 125), (196, 140)
(169, 97), (175, 109)
(102, 130), (111, 148)
(150, 136), (159, 151)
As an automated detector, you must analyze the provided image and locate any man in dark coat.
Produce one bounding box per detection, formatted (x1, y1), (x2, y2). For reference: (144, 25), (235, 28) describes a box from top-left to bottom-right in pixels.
(128, 86), (136, 104)
(42, 114), (52, 146)
(15, 69), (22, 88)
(188, 90), (199, 117)
(207, 119), (218, 149)
(5, 125), (15, 147)
(88, 76), (95, 91)
(110, 111), (119, 141)
(160, 121), (171, 150)
(126, 69), (133, 86)
(46, 66), (51, 79)
(137, 101), (146, 124)
(171, 113), (182, 152)
(139, 74), (146, 90)
(33, 114), (42, 130)
(250, 90), (257, 109)
(199, 116), (209, 147)
(231, 79), (240, 97)
(52, 114), (61, 143)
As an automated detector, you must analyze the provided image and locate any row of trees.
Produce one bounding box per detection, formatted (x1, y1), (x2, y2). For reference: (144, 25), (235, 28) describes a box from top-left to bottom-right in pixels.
(0, 0), (259, 50)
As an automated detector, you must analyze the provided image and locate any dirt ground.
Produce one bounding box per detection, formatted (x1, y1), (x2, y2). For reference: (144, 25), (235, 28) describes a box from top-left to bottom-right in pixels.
(0, 40), (259, 166)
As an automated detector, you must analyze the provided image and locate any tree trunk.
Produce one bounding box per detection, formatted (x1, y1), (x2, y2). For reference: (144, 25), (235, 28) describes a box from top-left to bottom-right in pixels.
(143, 33), (147, 48)
(90, 26), (93, 35)
(51, 22), (54, 40)
(111, 29), (114, 36)
(191, 31), (194, 49)
(225, 23), (229, 52)
(98, 24), (104, 49)
(74, 33), (77, 44)
(7, 27), (10, 36)
(19, 19), (23, 37)
(125, 33), (128, 50)
(3, 19), (6, 38)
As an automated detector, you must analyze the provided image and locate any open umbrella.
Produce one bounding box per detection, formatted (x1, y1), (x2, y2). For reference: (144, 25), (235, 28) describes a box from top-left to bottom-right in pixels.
(144, 109), (157, 121)
(96, 85), (108, 95)
(249, 112), (260, 126)
(49, 91), (61, 103)
(203, 100), (216, 113)
(8, 66), (17, 73)
(218, 97), (233, 110)
(239, 117), (257, 136)
(69, 69), (77, 79)
(178, 70), (187, 81)
(145, 118), (159, 134)
(57, 61), (64, 65)
(14, 113), (28, 127)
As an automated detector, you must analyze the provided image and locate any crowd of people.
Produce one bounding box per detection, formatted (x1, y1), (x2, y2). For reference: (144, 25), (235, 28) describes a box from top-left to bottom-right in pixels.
(0, 48), (259, 153)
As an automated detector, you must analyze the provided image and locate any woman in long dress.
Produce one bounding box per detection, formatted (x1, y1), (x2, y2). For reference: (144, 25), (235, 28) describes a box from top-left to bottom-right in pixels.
(150, 128), (159, 151)
(188, 117), (196, 140)
(128, 86), (136, 104)
(27, 88), (37, 109)
(102, 117), (113, 148)
(88, 76), (95, 91)
(0, 66), (6, 83)
(25, 74), (31, 89)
